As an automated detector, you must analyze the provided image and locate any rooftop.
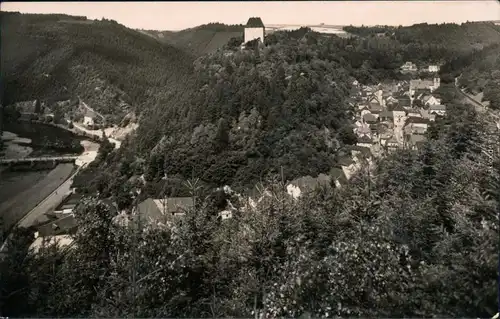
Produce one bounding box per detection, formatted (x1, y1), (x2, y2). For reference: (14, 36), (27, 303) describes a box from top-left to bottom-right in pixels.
(410, 79), (434, 90)
(152, 197), (195, 214)
(406, 117), (430, 125)
(429, 104), (446, 111)
(410, 134), (427, 144)
(357, 134), (373, 144)
(289, 174), (332, 193)
(330, 167), (348, 184)
(37, 214), (77, 237)
(363, 113), (378, 123)
(379, 110), (394, 118)
(337, 155), (356, 167)
(246, 17), (265, 28)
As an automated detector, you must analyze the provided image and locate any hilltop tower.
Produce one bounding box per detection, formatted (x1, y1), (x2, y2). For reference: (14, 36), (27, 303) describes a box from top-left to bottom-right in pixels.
(433, 77), (441, 91)
(244, 17), (265, 44)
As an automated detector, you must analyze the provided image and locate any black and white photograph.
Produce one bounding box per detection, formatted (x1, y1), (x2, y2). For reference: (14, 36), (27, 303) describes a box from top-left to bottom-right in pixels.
(0, 0), (500, 317)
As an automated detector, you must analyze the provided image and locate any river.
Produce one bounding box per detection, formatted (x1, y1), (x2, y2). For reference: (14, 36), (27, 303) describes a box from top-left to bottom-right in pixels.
(0, 122), (100, 235)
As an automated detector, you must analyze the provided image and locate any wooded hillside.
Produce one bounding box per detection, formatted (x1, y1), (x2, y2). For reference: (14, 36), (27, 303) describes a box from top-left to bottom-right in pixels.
(1, 12), (194, 123)
(141, 23), (244, 57)
(2, 84), (498, 318)
(84, 22), (500, 195)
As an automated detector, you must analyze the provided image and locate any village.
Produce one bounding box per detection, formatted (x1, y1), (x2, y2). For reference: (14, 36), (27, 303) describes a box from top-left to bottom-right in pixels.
(24, 60), (449, 253)
(3, 17), (447, 253)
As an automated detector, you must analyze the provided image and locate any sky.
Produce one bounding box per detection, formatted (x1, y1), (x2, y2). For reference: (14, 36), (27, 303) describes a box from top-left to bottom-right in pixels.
(1, 1), (499, 31)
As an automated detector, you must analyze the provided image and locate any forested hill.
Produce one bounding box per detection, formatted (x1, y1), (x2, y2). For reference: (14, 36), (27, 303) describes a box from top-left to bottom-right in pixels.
(440, 43), (500, 110)
(1, 12), (195, 123)
(345, 22), (500, 57)
(140, 23), (244, 57)
(85, 29), (359, 196)
(82, 22), (500, 196)
(3, 82), (499, 318)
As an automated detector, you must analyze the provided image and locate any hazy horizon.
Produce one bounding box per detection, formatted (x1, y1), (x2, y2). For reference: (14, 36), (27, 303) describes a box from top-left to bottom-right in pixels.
(1, 1), (499, 31)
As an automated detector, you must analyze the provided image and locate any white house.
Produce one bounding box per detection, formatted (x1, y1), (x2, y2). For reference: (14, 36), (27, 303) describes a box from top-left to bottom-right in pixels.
(429, 104), (447, 116)
(286, 184), (302, 199)
(83, 116), (94, 127)
(219, 210), (233, 220)
(401, 61), (418, 72)
(431, 77), (440, 91)
(423, 95), (441, 106)
(409, 78), (441, 98)
(404, 118), (429, 134)
(428, 65), (440, 73)
(244, 17), (265, 44)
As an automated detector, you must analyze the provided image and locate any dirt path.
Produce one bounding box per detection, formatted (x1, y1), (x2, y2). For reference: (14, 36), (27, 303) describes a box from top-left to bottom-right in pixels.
(72, 122), (122, 149)
(79, 98), (105, 121)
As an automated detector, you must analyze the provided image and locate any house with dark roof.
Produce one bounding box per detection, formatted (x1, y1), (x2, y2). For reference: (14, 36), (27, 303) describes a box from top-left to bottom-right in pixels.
(400, 61), (418, 73)
(244, 17), (265, 44)
(379, 110), (394, 122)
(429, 104), (446, 116)
(404, 117), (429, 137)
(368, 102), (384, 113)
(357, 134), (374, 148)
(135, 197), (195, 225)
(363, 113), (378, 124)
(36, 214), (77, 237)
(349, 145), (373, 160)
(286, 174), (332, 199)
(410, 78), (440, 98)
(406, 108), (422, 118)
(383, 136), (399, 153)
(330, 167), (348, 188)
(398, 96), (411, 109)
(406, 134), (427, 150)
(337, 155), (356, 167)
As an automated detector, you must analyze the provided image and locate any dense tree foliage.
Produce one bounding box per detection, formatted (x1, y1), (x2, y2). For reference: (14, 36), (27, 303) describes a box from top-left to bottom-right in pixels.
(2, 13), (500, 317)
(81, 22), (500, 193)
(1, 85), (498, 317)
(453, 44), (500, 110)
(346, 22), (500, 79)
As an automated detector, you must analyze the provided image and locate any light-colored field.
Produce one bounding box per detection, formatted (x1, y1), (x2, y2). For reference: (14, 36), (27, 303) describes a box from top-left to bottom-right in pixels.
(266, 24), (348, 34)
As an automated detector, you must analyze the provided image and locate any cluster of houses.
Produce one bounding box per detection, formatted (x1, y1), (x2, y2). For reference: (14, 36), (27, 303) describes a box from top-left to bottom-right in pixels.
(400, 61), (441, 74)
(29, 190), (80, 252)
(13, 99), (56, 122)
(283, 74), (449, 198)
(351, 76), (446, 156)
(9, 98), (101, 129)
(27, 56), (449, 251)
(29, 187), (199, 251)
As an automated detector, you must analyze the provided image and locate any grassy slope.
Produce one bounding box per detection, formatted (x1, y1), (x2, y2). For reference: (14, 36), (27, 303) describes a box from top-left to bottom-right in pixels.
(141, 24), (244, 56)
(1, 12), (194, 123)
(395, 22), (500, 50)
